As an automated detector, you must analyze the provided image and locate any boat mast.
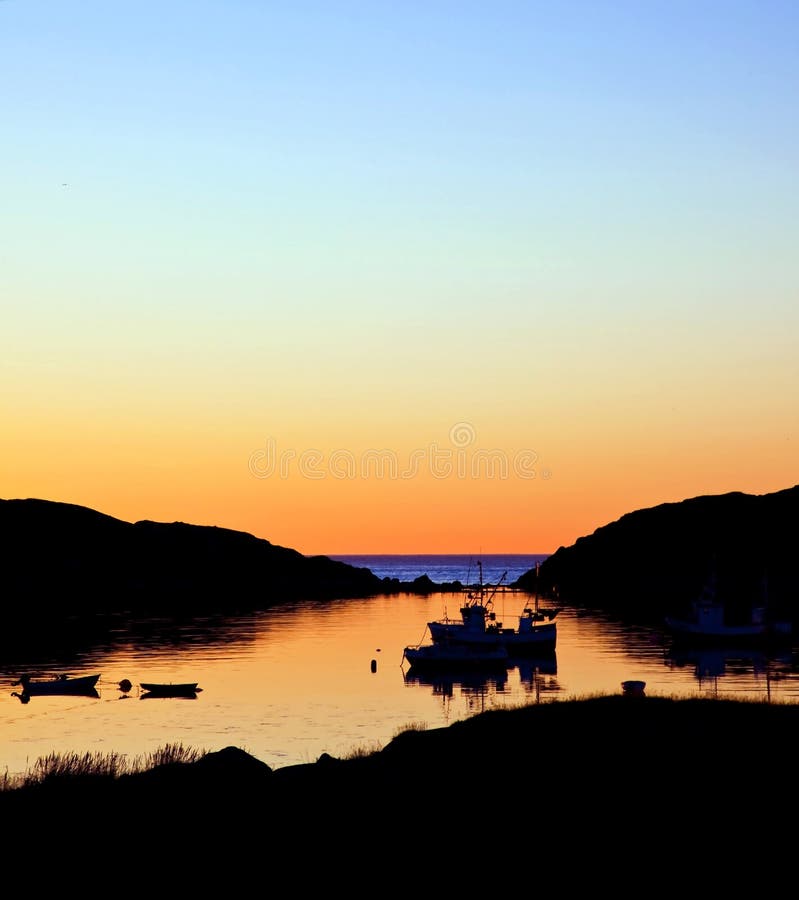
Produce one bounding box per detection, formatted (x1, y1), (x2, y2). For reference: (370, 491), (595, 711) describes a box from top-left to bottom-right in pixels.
(467, 559), (484, 606)
(485, 569), (508, 605)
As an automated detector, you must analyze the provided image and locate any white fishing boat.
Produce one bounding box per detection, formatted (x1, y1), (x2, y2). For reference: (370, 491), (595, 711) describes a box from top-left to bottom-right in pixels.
(427, 561), (559, 654)
(664, 571), (777, 643)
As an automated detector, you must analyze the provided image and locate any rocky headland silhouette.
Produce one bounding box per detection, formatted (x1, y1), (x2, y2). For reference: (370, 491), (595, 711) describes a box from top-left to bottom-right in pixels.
(6, 485), (799, 625)
(513, 485), (799, 626)
(0, 498), (461, 623)
(4, 486), (798, 629)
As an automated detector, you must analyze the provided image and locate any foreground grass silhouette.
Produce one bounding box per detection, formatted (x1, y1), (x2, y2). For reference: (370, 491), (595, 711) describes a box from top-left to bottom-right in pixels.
(1, 741), (206, 792)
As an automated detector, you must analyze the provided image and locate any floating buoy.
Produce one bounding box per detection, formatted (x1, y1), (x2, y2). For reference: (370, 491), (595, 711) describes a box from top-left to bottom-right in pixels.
(370, 659), (377, 673)
(118, 679), (132, 693)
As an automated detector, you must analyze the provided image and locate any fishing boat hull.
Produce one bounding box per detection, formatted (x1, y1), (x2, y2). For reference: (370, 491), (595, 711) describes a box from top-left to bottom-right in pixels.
(402, 644), (509, 671)
(428, 620), (557, 653)
(403, 667), (510, 689)
(663, 617), (769, 642)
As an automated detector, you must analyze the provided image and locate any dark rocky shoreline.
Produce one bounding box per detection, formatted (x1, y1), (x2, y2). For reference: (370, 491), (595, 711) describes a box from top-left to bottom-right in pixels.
(4, 694), (797, 855)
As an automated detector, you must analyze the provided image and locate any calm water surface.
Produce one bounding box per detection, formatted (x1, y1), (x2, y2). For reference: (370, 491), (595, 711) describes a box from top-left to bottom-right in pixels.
(2, 591), (798, 779)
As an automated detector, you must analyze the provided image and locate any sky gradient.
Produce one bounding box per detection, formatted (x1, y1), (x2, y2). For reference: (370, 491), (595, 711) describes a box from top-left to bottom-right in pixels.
(3, 1), (798, 553)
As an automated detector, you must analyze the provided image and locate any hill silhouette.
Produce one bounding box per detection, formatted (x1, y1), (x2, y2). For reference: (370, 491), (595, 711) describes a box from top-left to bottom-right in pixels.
(0, 498), (387, 617)
(6, 487), (799, 626)
(513, 485), (799, 623)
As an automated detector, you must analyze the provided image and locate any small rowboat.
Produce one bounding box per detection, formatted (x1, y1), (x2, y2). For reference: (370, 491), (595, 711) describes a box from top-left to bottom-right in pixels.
(12, 673), (101, 697)
(139, 682), (200, 698)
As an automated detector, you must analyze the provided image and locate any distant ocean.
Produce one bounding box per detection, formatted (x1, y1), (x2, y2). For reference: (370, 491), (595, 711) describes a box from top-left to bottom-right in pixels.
(330, 554), (548, 585)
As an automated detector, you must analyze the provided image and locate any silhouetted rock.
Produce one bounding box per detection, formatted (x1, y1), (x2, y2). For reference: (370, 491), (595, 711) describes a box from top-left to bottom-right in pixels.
(410, 574), (436, 592)
(512, 485), (799, 623)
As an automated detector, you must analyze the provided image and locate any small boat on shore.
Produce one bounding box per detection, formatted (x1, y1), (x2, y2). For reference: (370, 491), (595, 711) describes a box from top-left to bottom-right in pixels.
(139, 682), (200, 698)
(11, 673), (101, 697)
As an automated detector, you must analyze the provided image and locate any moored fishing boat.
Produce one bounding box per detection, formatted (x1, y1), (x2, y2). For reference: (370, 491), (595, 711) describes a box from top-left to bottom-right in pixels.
(428, 561), (559, 653)
(663, 571), (790, 644)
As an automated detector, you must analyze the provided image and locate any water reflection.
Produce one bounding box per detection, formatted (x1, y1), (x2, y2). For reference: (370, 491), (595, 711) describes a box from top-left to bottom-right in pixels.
(663, 642), (798, 695)
(403, 653), (562, 712)
(2, 597), (799, 779)
(0, 611), (264, 669)
(140, 692), (198, 700)
(403, 666), (509, 692)
(513, 655), (563, 702)
(11, 688), (100, 703)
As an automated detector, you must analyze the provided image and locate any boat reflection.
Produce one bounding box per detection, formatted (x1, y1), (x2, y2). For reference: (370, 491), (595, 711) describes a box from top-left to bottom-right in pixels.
(664, 642), (797, 695)
(511, 654), (561, 703)
(139, 690), (198, 700)
(404, 665), (508, 693)
(403, 653), (560, 709)
(512, 653), (558, 682)
(11, 687), (100, 703)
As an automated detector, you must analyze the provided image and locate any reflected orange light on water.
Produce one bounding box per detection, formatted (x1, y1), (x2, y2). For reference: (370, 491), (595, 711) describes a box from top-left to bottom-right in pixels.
(1, 595), (796, 779)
